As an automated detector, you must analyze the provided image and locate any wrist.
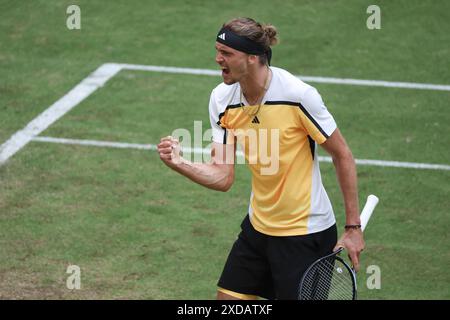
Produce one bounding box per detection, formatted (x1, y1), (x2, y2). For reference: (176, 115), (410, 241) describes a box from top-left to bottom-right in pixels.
(169, 157), (189, 170)
(344, 224), (362, 230)
(345, 216), (361, 226)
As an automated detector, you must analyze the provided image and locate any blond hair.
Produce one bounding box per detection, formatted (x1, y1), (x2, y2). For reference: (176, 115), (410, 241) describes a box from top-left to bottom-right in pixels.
(223, 17), (278, 65)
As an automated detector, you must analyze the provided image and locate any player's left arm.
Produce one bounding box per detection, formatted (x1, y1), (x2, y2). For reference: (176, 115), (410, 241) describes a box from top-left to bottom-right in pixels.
(320, 128), (365, 272)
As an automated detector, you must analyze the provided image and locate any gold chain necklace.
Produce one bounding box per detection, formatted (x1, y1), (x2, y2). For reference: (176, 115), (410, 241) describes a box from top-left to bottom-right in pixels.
(240, 68), (272, 118)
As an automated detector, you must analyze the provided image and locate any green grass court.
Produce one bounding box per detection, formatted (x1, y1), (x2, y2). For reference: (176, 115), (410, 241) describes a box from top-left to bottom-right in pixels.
(0, 0), (449, 299)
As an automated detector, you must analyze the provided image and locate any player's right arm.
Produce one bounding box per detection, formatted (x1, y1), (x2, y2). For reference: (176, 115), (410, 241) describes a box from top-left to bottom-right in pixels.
(157, 137), (235, 192)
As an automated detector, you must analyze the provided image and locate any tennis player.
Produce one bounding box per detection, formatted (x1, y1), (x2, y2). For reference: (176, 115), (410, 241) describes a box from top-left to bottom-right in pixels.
(157, 17), (364, 300)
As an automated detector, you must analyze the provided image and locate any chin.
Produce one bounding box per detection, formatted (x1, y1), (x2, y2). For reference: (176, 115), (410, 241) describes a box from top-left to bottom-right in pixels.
(222, 74), (237, 85)
(223, 79), (237, 85)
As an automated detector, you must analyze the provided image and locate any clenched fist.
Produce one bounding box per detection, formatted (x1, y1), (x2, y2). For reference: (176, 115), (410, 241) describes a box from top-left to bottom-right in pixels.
(157, 136), (183, 168)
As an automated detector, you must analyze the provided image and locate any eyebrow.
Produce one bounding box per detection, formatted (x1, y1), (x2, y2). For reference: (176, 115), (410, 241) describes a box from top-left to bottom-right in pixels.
(215, 46), (233, 54)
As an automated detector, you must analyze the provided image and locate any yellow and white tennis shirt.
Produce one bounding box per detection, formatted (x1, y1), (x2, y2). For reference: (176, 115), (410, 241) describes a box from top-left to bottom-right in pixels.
(209, 66), (337, 236)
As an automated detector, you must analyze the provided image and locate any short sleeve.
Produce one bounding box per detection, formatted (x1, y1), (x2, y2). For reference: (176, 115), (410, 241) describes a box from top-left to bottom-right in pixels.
(209, 89), (229, 144)
(297, 87), (337, 144)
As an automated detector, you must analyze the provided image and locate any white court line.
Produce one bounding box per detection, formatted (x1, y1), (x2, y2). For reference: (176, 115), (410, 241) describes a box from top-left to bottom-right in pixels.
(0, 63), (123, 166)
(2, 62), (450, 167)
(119, 63), (450, 91)
(32, 136), (450, 171)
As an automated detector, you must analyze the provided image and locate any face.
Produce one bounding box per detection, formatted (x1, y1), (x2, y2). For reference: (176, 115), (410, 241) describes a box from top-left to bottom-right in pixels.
(215, 42), (251, 85)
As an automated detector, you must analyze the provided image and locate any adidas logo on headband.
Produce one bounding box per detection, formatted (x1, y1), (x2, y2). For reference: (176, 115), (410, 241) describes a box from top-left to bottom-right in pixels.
(216, 27), (272, 65)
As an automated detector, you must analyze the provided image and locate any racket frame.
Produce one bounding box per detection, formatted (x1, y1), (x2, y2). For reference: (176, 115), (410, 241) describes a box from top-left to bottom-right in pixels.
(298, 247), (357, 300)
(298, 194), (379, 300)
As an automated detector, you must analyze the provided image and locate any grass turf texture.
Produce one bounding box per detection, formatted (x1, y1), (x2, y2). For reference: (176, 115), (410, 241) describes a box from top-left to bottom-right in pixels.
(1, 0), (449, 299)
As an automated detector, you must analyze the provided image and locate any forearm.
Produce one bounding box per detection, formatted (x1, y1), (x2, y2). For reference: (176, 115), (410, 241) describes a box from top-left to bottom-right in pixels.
(158, 138), (235, 192)
(322, 130), (363, 269)
(169, 158), (233, 192)
(332, 151), (360, 224)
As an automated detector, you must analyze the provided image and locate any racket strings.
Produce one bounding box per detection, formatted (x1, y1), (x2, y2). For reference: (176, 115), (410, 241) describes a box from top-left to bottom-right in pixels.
(299, 255), (355, 300)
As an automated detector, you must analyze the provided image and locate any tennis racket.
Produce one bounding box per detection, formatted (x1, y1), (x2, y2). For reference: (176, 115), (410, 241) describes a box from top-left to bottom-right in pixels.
(298, 194), (379, 300)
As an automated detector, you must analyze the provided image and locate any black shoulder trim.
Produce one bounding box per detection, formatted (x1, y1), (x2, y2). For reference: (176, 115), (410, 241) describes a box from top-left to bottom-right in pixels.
(307, 135), (316, 160)
(216, 103), (243, 125)
(297, 104), (329, 139)
(264, 100), (301, 106)
(261, 101), (329, 139)
(226, 103), (244, 109)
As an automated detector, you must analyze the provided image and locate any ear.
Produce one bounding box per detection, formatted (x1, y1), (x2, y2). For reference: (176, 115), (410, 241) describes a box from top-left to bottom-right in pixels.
(247, 54), (258, 65)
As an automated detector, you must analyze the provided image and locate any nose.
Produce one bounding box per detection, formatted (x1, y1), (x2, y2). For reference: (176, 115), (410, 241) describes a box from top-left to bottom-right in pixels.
(215, 52), (224, 64)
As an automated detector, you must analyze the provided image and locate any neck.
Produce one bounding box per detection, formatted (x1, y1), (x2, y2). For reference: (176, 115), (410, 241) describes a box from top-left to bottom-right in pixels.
(240, 65), (271, 105)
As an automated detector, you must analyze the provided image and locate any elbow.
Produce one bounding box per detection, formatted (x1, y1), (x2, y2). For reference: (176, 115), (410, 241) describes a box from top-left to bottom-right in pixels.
(218, 179), (234, 192)
(212, 164), (234, 192)
(217, 175), (234, 192)
(221, 185), (233, 192)
(332, 147), (354, 164)
(344, 149), (355, 164)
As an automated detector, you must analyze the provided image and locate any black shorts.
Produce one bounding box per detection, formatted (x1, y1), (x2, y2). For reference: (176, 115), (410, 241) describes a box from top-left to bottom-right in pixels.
(217, 215), (337, 300)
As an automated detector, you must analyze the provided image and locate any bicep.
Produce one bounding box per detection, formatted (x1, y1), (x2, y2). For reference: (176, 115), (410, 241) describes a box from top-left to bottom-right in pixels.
(320, 128), (351, 158)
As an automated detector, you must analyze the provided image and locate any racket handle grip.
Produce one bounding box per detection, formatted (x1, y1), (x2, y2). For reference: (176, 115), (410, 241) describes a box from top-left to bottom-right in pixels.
(360, 194), (379, 232)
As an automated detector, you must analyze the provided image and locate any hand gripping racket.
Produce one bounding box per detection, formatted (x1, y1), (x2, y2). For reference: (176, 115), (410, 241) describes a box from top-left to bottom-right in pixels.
(298, 195), (379, 300)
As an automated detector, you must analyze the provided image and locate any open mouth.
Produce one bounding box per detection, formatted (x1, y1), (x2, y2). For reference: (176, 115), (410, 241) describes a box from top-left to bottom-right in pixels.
(221, 66), (230, 76)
